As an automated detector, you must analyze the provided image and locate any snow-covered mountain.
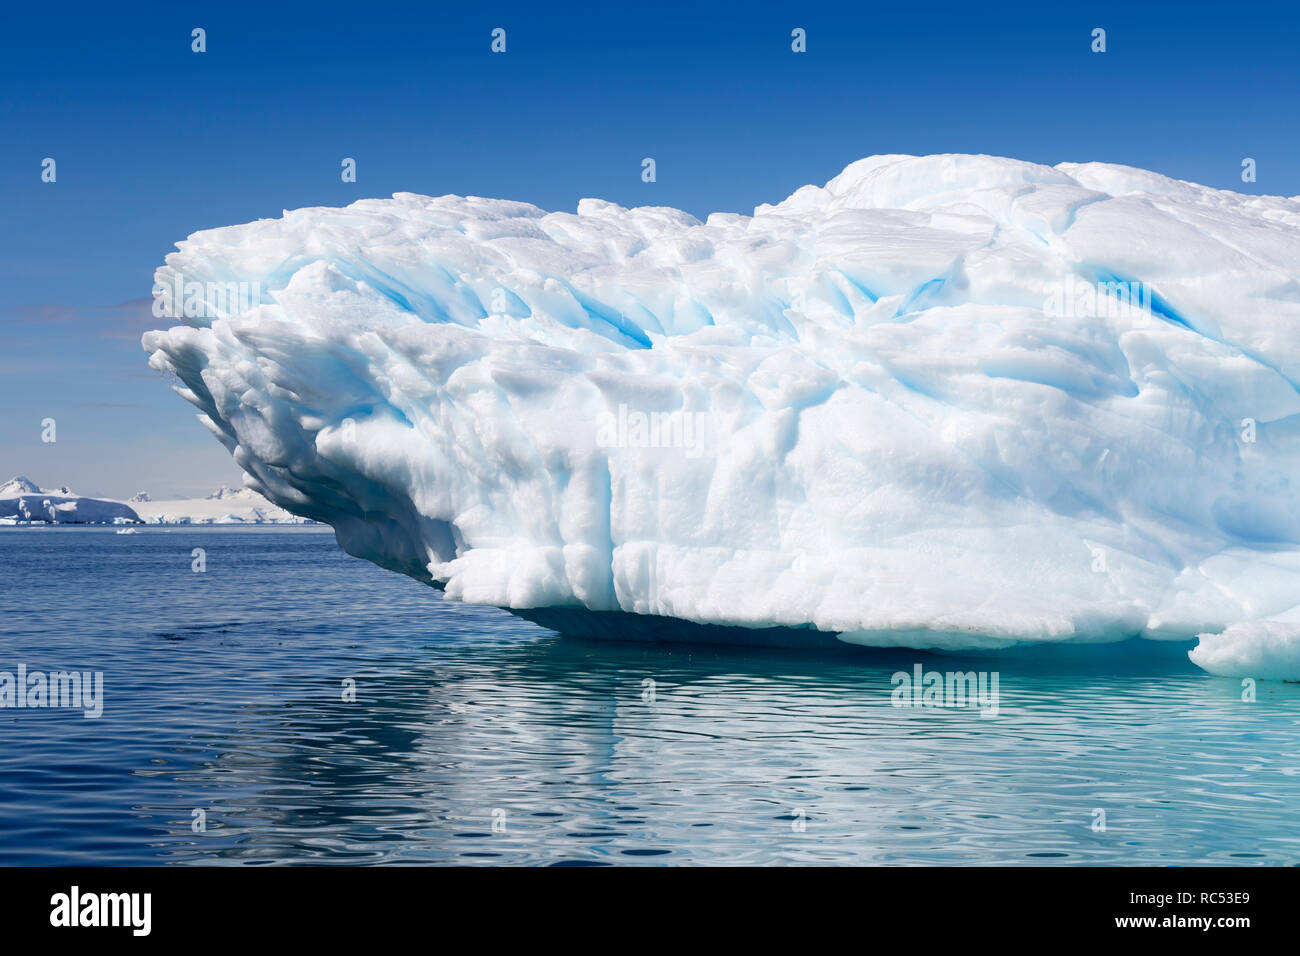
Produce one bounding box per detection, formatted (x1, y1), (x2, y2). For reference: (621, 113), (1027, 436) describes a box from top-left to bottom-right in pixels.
(0, 477), (141, 525)
(206, 485), (251, 500)
(142, 153), (1300, 678)
(0, 477), (41, 497)
(0, 476), (311, 525)
(130, 487), (313, 524)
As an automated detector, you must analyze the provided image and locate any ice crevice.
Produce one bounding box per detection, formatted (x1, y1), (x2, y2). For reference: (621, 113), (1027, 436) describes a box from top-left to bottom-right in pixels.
(142, 153), (1300, 678)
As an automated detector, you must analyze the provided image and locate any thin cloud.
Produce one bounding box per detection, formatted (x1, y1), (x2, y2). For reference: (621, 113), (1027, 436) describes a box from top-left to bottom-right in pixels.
(2, 297), (162, 341)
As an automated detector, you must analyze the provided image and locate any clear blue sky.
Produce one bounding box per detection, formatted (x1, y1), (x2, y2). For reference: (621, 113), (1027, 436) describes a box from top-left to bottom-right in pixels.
(3, 0), (1298, 497)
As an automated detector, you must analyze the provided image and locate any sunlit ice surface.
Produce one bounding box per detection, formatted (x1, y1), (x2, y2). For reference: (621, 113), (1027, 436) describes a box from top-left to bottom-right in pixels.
(144, 154), (1300, 679)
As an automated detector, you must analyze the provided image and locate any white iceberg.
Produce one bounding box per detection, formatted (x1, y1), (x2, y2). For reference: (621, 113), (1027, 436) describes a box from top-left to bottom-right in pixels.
(142, 154), (1300, 678)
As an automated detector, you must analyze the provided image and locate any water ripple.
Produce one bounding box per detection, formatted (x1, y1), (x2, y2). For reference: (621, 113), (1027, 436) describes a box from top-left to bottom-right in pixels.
(1, 527), (1298, 864)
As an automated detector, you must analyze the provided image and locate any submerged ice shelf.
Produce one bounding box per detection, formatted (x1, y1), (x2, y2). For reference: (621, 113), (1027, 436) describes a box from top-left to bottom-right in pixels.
(142, 153), (1300, 679)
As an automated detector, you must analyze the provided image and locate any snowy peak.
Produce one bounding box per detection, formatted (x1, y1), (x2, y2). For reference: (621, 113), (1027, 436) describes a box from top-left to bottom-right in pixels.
(0, 476), (76, 498)
(205, 485), (259, 501)
(0, 476), (42, 497)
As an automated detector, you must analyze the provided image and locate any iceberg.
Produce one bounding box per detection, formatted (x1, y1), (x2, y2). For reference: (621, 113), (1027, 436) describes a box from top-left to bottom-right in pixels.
(141, 154), (1300, 679)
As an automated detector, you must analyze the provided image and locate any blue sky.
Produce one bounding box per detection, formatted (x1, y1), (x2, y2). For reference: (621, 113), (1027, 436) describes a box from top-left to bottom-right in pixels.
(3, 0), (1298, 496)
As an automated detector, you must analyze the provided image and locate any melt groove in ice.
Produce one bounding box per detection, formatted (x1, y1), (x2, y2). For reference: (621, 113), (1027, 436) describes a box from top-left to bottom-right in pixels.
(143, 154), (1300, 678)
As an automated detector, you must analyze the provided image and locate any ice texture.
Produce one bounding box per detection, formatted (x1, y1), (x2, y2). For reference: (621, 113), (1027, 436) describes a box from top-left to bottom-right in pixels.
(141, 154), (1300, 678)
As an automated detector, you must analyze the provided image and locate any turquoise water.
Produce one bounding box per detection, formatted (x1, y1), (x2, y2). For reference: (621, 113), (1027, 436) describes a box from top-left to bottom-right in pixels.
(1, 526), (1298, 865)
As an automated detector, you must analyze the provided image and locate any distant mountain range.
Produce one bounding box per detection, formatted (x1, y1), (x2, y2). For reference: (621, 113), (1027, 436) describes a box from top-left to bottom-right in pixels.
(0, 477), (314, 525)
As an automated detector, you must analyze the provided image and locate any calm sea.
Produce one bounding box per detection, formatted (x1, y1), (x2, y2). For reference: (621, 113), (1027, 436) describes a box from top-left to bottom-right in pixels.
(1, 526), (1298, 865)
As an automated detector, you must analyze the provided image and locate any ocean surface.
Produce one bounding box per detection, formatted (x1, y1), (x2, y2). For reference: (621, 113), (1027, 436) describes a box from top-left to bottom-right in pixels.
(1, 526), (1298, 866)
